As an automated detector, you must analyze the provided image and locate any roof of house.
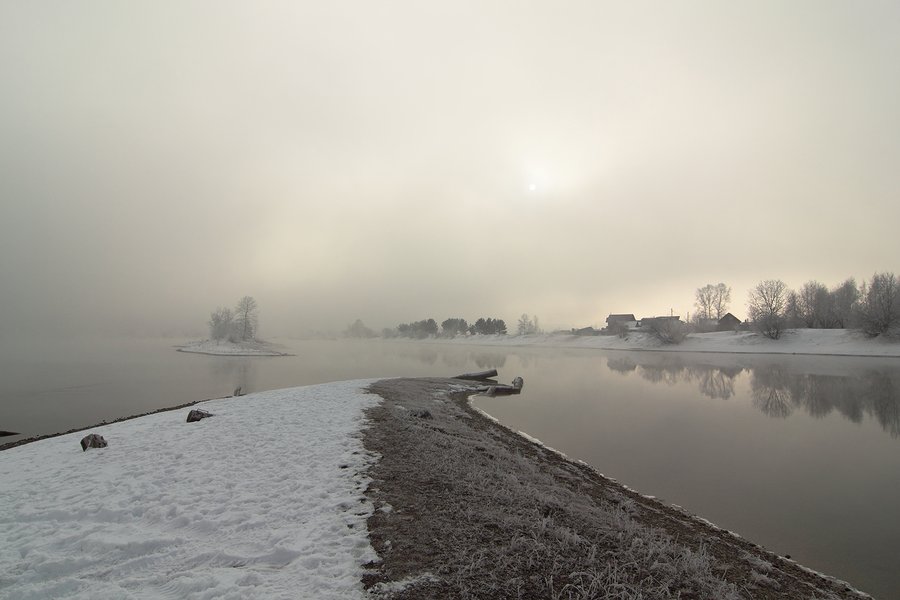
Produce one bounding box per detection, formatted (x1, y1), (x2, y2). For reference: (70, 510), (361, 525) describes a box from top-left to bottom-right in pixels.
(607, 313), (636, 322)
(719, 312), (741, 323)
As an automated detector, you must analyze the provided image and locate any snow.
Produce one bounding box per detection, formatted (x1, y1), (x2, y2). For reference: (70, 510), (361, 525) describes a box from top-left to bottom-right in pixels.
(176, 339), (290, 356)
(0, 380), (380, 599)
(414, 329), (900, 357)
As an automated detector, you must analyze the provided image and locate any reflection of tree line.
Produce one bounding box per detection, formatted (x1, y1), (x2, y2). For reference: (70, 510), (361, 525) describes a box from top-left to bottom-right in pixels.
(751, 367), (900, 436)
(606, 356), (900, 437)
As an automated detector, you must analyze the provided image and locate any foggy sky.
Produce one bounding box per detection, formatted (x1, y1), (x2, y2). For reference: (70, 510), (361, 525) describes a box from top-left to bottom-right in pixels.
(2, 1), (898, 337)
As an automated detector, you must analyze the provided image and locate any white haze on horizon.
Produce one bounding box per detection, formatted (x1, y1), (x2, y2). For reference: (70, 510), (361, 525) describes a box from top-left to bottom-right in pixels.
(1, 1), (898, 338)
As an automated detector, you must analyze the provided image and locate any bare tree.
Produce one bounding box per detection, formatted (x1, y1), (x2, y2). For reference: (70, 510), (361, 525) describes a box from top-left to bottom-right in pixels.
(345, 319), (376, 338)
(208, 307), (234, 341)
(859, 272), (900, 336)
(711, 283), (731, 320)
(784, 291), (803, 329)
(695, 283), (731, 321)
(517, 314), (538, 335)
(748, 279), (789, 339)
(797, 280), (836, 328)
(644, 317), (688, 344)
(234, 296), (258, 341)
(831, 278), (860, 328)
(694, 285), (714, 320)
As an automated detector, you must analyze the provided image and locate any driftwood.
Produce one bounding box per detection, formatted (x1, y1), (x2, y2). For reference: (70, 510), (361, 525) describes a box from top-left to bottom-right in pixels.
(454, 369), (499, 381)
(0, 431), (19, 438)
(484, 385), (522, 397)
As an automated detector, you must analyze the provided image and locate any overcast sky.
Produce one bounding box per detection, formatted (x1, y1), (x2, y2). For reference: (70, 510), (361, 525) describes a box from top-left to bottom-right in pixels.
(1, 1), (898, 337)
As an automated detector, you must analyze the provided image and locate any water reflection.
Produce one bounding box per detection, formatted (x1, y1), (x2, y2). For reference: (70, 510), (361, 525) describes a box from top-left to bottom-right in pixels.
(691, 365), (741, 400)
(753, 367), (900, 436)
(472, 352), (507, 370)
(606, 357), (637, 374)
(208, 358), (257, 395)
(605, 355), (900, 437)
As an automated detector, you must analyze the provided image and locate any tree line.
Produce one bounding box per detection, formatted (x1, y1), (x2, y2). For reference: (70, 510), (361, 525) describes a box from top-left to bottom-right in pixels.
(344, 316), (511, 339)
(693, 273), (899, 341)
(747, 273), (899, 339)
(208, 296), (259, 342)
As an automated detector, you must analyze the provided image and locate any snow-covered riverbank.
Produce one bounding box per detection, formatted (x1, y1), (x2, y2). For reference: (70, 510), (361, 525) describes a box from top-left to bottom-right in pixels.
(0, 381), (378, 599)
(408, 328), (900, 358)
(0, 378), (874, 599)
(176, 339), (291, 356)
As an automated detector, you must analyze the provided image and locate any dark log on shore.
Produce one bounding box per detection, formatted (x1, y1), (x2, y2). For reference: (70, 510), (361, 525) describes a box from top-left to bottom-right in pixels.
(484, 385), (522, 397)
(0, 431), (19, 437)
(454, 369), (499, 381)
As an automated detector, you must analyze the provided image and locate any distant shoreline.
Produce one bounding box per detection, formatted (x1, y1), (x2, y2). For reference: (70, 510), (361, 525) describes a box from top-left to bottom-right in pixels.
(381, 328), (900, 359)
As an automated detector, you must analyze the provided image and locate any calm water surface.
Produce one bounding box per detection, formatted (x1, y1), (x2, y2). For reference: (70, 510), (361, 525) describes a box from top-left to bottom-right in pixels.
(1, 337), (898, 598)
(475, 348), (900, 600)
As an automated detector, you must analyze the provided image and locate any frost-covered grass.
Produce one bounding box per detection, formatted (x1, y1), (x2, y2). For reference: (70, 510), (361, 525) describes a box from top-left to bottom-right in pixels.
(364, 379), (750, 599)
(176, 338), (290, 356)
(0, 381), (378, 599)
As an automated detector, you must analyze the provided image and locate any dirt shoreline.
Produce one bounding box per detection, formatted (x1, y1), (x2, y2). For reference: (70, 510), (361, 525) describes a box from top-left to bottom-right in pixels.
(362, 377), (872, 599)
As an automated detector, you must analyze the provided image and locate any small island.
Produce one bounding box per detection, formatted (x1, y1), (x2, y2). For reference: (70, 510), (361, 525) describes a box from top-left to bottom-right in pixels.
(176, 338), (290, 356)
(177, 296), (291, 356)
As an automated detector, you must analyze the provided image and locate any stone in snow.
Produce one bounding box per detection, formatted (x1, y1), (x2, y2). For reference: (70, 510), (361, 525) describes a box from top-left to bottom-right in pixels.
(80, 433), (107, 451)
(186, 409), (213, 423)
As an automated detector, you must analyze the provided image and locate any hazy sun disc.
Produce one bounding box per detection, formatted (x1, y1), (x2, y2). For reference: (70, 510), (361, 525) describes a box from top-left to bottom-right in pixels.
(528, 183), (537, 191)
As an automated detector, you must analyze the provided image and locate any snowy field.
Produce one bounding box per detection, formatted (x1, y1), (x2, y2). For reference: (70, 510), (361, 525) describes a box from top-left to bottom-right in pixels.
(176, 339), (290, 356)
(0, 380), (380, 599)
(416, 328), (900, 357)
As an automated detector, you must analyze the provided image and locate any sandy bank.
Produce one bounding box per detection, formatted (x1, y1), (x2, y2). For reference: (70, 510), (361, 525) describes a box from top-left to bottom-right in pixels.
(362, 377), (871, 599)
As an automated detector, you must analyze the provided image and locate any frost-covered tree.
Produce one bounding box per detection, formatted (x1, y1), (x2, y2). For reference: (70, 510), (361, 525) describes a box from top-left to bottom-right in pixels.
(208, 307), (234, 341)
(517, 314), (538, 335)
(234, 296), (258, 341)
(345, 319), (376, 338)
(859, 272), (900, 336)
(784, 291), (803, 329)
(695, 283), (731, 320)
(748, 279), (789, 339)
(831, 278), (860, 328)
(797, 281), (833, 328)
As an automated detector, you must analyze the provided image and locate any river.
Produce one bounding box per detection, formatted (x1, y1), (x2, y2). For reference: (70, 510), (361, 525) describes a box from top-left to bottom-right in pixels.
(1, 336), (898, 598)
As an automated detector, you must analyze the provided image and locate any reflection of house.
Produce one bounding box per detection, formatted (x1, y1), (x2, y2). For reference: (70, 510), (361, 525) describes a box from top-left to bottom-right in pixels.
(718, 313), (741, 331)
(606, 314), (637, 329)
